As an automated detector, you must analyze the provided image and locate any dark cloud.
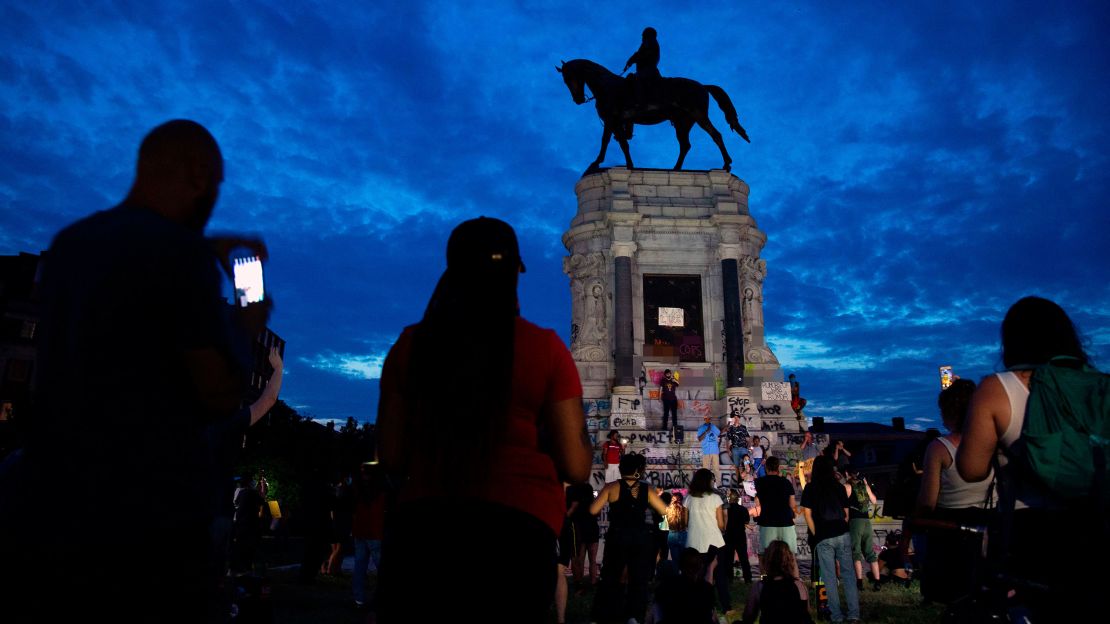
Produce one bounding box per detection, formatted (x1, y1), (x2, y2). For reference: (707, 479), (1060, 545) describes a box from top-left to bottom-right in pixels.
(2, 1), (1108, 424)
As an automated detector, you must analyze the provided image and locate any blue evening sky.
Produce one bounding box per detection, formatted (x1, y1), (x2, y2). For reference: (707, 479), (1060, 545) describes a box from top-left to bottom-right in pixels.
(2, 1), (1108, 430)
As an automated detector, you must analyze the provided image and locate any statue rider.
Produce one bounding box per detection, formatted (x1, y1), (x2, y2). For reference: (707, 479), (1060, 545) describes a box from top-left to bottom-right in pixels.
(622, 27), (661, 115)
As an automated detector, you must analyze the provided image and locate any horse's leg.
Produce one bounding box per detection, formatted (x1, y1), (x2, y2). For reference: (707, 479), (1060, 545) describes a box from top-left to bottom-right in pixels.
(673, 119), (694, 170)
(617, 129), (634, 169)
(696, 117), (732, 172)
(587, 126), (613, 173)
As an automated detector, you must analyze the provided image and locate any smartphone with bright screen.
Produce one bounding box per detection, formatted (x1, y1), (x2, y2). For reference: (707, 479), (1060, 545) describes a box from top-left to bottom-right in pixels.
(232, 256), (264, 307)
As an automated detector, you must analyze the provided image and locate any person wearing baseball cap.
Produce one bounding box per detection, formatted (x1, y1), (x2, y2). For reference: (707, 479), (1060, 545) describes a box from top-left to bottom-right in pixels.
(375, 217), (590, 622)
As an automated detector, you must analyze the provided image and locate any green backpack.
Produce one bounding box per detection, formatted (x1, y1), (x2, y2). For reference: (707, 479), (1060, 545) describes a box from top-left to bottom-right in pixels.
(1008, 357), (1110, 505)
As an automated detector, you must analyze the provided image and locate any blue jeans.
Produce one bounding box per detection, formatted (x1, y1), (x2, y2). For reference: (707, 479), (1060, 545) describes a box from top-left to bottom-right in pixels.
(353, 537), (381, 605)
(667, 530), (688, 566)
(753, 457), (765, 477)
(815, 532), (860, 622)
(730, 446), (750, 467)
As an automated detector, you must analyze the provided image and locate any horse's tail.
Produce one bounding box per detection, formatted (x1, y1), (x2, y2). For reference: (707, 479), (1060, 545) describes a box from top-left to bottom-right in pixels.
(705, 85), (750, 143)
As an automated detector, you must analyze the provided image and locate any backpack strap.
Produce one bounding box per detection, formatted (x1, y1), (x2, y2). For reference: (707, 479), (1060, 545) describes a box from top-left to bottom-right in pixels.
(987, 450), (1014, 579)
(1095, 440), (1110, 536)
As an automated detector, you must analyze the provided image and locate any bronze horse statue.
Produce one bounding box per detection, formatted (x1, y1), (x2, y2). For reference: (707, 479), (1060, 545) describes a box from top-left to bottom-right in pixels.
(557, 59), (749, 174)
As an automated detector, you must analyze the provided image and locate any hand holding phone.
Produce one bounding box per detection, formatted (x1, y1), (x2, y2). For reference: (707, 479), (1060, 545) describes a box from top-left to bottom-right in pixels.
(232, 256), (265, 307)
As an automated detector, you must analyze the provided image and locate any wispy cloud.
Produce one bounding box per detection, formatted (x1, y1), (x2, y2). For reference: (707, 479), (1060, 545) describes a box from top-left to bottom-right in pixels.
(301, 351), (386, 381)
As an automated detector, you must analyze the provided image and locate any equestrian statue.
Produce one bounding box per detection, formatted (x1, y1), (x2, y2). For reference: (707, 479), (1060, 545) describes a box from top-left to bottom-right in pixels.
(557, 27), (749, 175)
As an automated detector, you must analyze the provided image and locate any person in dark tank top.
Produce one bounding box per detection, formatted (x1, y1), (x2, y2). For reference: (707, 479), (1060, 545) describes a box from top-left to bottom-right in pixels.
(589, 454), (669, 624)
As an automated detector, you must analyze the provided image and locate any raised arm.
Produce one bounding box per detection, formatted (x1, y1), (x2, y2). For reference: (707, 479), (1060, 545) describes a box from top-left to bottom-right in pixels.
(248, 347), (284, 425)
(957, 375), (1008, 483)
(590, 482), (616, 516)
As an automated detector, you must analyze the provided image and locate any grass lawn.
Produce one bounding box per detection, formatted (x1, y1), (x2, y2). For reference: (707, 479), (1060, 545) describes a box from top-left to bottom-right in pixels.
(254, 536), (944, 624)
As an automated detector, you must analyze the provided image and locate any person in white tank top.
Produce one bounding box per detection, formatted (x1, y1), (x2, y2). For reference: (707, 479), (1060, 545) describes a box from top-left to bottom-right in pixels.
(917, 379), (994, 514)
(916, 378), (994, 604)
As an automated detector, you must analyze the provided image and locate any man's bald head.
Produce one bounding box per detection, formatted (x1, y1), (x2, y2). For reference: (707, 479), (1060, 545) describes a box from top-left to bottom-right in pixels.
(129, 120), (223, 231)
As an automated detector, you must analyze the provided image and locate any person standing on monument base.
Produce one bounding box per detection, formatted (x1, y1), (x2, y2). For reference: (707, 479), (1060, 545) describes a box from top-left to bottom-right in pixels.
(659, 369), (680, 430)
(0, 119), (269, 622)
(789, 373), (806, 418)
(696, 414), (722, 483)
(602, 429), (626, 483)
(725, 413), (751, 482)
(375, 217), (592, 623)
(751, 434), (767, 477)
(797, 430), (820, 489)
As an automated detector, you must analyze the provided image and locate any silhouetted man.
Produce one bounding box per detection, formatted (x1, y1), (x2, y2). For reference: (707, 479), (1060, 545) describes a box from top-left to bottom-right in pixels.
(0, 119), (268, 622)
(659, 368), (679, 430)
(623, 26), (661, 112)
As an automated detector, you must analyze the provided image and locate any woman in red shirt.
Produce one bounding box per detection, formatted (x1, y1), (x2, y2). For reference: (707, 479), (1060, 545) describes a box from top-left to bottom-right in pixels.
(375, 218), (592, 623)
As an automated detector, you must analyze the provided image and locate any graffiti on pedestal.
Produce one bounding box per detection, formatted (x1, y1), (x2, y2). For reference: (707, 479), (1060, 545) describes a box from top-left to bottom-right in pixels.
(583, 398), (612, 418)
(611, 414), (644, 429)
(640, 447), (702, 465)
(727, 395), (751, 416)
(684, 400), (714, 418)
(613, 396), (642, 413)
(781, 432), (829, 446)
(586, 417), (610, 432)
(591, 467), (741, 490)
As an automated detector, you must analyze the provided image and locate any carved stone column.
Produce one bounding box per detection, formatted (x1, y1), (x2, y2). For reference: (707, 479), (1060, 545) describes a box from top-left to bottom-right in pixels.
(719, 243), (744, 388)
(739, 254), (778, 368)
(611, 240), (637, 391)
(564, 251), (608, 363)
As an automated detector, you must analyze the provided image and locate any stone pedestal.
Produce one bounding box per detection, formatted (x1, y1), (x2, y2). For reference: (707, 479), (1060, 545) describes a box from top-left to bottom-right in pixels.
(565, 168), (806, 489)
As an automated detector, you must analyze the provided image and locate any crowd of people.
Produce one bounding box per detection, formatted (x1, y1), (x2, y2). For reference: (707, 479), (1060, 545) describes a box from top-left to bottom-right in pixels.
(0, 117), (1099, 624)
